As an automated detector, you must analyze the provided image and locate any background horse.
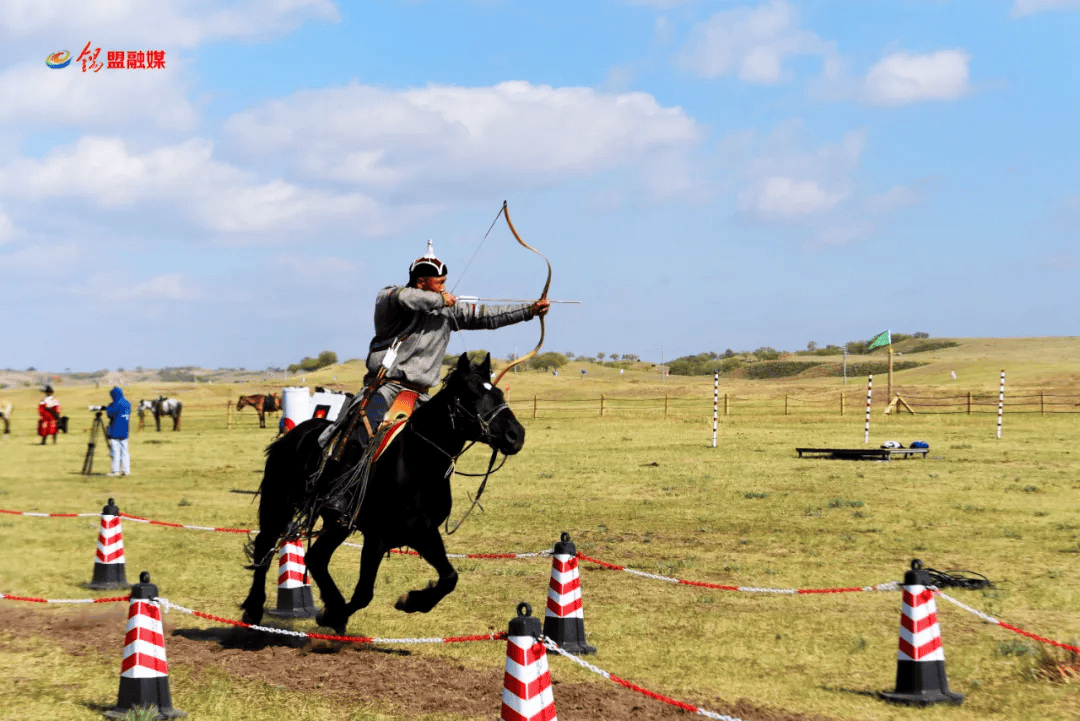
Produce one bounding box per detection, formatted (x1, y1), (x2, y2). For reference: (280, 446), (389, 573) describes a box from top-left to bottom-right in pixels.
(140, 396), (182, 431)
(236, 393), (280, 428)
(0, 401), (10, 434)
(240, 353), (525, 634)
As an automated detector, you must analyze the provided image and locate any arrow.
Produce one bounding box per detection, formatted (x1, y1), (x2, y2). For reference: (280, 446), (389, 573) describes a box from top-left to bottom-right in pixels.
(457, 296), (580, 304)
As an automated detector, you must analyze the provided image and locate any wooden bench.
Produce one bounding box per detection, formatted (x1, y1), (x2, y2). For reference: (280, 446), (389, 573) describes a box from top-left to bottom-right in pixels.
(795, 447), (929, 461)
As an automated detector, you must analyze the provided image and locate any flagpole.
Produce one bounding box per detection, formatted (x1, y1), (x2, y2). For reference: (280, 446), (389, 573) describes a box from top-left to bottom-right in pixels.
(888, 344), (894, 402)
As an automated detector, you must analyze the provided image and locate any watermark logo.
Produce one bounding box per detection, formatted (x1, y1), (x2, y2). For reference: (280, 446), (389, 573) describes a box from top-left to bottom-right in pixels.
(56, 42), (168, 73)
(46, 50), (72, 69)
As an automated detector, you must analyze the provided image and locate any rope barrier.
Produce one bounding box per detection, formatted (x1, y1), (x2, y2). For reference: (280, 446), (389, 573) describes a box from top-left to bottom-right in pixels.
(575, 553), (899, 594)
(0, 509), (99, 518)
(341, 541), (553, 560)
(119, 512), (250, 533)
(1, 592), (129, 604)
(542, 637), (747, 721)
(934, 591), (1080, 654)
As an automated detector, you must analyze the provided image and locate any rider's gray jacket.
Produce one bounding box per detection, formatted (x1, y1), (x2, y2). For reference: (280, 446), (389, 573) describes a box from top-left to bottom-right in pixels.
(364, 286), (535, 390)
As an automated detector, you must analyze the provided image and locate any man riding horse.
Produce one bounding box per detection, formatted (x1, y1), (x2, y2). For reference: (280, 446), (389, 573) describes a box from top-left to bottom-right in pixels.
(318, 240), (549, 456)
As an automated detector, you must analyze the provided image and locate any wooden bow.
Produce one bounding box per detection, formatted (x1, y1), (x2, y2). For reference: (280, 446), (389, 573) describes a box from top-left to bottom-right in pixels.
(492, 200), (551, 386)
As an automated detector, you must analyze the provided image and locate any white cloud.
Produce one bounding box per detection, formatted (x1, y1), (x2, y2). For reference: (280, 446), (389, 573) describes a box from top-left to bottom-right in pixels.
(1012, 0), (1080, 16)
(130, 273), (196, 301)
(674, 0), (836, 83)
(223, 81), (702, 196)
(623, 0), (699, 7)
(0, 0), (339, 55)
(863, 50), (971, 105)
(0, 208), (13, 244)
(810, 221), (874, 249)
(0, 136), (406, 238)
(864, 185), (919, 215)
(0, 59), (197, 132)
(741, 177), (848, 217)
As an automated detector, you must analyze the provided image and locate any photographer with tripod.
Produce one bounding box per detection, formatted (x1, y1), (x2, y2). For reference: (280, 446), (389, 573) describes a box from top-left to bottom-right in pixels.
(90, 386), (131, 477)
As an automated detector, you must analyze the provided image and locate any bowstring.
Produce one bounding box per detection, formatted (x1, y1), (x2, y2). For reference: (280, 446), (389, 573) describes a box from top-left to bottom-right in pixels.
(450, 204), (508, 358)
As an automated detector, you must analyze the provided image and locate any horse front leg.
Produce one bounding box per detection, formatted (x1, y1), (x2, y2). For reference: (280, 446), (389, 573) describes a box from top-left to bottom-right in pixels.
(306, 519), (352, 634)
(395, 530), (458, 614)
(240, 528), (280, 626)
(342, 535), (386, 618)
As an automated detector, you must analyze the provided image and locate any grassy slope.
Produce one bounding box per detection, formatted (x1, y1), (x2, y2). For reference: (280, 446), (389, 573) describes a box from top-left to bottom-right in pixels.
(1, 337), (1078, 720)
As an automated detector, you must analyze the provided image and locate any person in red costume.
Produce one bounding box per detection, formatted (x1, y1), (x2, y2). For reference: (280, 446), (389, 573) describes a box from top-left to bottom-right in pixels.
(38, 385), (61, 445)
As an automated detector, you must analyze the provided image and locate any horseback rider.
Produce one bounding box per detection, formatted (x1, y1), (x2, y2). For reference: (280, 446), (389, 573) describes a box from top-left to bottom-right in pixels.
(319, 240), (549, 452)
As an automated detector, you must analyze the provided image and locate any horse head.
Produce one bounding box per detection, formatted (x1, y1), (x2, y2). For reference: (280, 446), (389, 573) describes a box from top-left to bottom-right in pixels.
(443, 353), (525, 456)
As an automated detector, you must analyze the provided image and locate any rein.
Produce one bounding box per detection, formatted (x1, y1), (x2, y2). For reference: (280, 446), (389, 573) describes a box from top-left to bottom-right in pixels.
(408, 398), (513, 535)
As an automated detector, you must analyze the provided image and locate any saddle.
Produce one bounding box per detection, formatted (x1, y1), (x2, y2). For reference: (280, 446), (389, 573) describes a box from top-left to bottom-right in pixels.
(370, 389), (419, 462)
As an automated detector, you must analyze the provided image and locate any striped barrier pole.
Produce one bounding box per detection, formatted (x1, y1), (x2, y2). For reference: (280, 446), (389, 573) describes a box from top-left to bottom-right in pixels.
(105, 572), (185, 719)
(712, 370), (719, 448)
(880, 560), (963, 706)
(543, 532), (595, 655)
(996, 369), (1005, 439)
(267, 538), (317, 618)
(864, 374), (873, 444)
(87, 498), (130, 590)
(501, 602), (557, 721)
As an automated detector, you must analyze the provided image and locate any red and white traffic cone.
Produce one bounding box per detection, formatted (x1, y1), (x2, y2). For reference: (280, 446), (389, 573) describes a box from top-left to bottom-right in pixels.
(266, 537), (317, 618)
(87, 498), (129, 590)
(105, 572), (185, 719)
(542, 532), (595, 654)
(501, 602), (557, 721)
(880, 560), (963, 706)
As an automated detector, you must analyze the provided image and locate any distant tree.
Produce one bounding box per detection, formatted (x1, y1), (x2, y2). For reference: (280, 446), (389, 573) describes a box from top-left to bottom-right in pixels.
(754, 346), (780, 361)
(528, 352), (568, 372)
(807, 341), (818, 352)
(609, 353), (620, 361)
(287, 350), (339, 374)
(26, 366), (35, 371)
(723, 349), (735, 359)
(622, 354), (640, 363)
(914, 331), (930, 339)
(565, 351), (575, 359)
(467, 350), (490, 366)
(597, 352), (605, 361)
(845, 340), (869, 355)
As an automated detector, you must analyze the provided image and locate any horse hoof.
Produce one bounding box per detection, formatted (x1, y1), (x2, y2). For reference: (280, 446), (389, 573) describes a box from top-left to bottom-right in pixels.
(241, 610), (261, 626)
(394, 593), (416, 613)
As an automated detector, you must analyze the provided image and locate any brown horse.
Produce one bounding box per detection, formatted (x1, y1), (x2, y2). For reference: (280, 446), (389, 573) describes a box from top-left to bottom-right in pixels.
(237, 393), (281, 428)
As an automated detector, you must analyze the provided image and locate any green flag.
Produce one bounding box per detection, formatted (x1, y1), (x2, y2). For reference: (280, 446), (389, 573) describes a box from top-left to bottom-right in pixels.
(867, 330), (891, 350)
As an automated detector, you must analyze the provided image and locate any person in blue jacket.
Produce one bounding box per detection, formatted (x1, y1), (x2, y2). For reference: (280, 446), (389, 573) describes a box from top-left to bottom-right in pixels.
(105, 386), (131, 477)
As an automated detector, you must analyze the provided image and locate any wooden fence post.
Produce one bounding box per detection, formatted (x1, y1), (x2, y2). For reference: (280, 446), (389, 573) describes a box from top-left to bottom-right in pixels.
(664, 394), (668, 419)
(600, 394), (605, 417)
(724, 393), (729, 416)
(840, 393), (845, 416)
(784, 394), (789, 416)
(1040, 391), (1045, 415)
(226, 401), (232, 430)
(967, 391), (972, 415)
(532, 395), (538, 420)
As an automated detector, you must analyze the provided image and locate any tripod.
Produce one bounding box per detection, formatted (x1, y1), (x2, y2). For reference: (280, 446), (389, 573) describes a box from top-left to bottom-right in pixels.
(82, 412), (107, 475)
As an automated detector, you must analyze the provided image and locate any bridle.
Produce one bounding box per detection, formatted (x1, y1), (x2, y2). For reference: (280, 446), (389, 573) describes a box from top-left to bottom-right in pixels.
(409, 391), (515, 534)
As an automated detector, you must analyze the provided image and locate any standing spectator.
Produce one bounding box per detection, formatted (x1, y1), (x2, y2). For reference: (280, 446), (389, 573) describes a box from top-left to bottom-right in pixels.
(105, 386), (131, 477)
(37, 385), (61, 445)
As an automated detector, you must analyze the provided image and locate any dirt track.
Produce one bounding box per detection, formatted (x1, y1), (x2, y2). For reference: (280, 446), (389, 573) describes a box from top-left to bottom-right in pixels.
(0, 602), (838, 720)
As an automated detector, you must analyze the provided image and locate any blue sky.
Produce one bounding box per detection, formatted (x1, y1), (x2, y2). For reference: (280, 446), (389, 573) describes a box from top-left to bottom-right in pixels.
(1, 0), (1077, 371)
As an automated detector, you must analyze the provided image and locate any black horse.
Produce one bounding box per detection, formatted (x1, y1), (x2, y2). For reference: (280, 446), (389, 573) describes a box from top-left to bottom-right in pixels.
(240, 353), (525, 634)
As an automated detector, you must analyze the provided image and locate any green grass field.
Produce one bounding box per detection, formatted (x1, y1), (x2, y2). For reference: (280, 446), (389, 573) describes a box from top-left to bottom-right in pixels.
(1, 338), (1078, 720)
